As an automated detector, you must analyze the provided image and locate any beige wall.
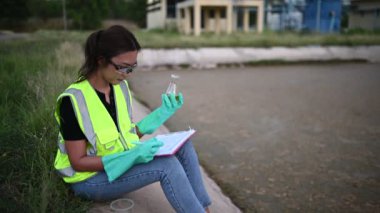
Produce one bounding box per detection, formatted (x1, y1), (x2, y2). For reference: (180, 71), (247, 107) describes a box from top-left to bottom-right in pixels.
(147, 0), (167, 29)
(349, 13), (380, 30)
(348, 2), (380, 30)
(147, 10), (166, 29)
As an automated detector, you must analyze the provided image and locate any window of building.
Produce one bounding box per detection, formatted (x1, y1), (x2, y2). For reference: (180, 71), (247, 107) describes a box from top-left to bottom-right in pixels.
(201, 9), (205, 28)
(209, 9), (215, 18)
(167, 0), (176, 18)
(166, 0), (187, 18)
(236, 7), (244, 30)
(221, 8), (226, 18)
(249, 8), (257, 29)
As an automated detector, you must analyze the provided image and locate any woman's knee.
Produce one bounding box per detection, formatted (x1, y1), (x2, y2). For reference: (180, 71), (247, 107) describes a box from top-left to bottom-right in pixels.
(182, 140), (194, 150)
(177, 140), (196, 155)
(156, 156), (186, 178)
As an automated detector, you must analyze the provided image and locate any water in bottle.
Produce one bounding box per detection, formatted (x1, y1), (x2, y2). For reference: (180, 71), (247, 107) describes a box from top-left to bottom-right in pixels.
(166, 74), (180, 101)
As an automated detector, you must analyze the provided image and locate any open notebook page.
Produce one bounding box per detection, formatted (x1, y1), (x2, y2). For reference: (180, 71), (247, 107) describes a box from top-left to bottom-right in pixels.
(154, 129), (196, 157)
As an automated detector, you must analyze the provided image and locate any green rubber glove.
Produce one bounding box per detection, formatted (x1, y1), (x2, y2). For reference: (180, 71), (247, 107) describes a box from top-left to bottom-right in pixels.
(137, 93), (184, 134)
(102, 138), (163, 182)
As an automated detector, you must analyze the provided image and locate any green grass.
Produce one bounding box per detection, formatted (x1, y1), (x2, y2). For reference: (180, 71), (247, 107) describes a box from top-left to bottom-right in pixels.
(29, 29), (380, 49)
(143, 31), (380, 48)
(133, 30), (380, 48)
(0, 35), (89, 212)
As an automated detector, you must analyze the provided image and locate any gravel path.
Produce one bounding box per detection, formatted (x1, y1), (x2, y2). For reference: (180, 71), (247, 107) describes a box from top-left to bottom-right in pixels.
(129, 63), (380, 212)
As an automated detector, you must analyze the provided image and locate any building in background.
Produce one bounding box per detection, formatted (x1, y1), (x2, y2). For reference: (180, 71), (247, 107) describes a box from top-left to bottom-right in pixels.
(265, 0), (305, 31)
(147, 0), (265, 35)
(147, 0), (349, 34)
(348, 0), (380, 31)
(303, 0), (342, 33)
(147, 0), (180, 30)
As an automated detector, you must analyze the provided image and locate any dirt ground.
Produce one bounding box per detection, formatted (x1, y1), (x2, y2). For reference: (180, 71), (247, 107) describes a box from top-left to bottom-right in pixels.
(129, 63), (380, 212)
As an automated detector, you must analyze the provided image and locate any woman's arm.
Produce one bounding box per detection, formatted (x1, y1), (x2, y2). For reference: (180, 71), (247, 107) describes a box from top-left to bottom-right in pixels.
(65, 139), (104, 172)
(136, 126), (143, 138)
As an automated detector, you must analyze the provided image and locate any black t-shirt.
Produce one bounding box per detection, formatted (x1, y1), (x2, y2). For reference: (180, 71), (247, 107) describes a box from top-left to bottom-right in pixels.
(59, 86), (118, 141)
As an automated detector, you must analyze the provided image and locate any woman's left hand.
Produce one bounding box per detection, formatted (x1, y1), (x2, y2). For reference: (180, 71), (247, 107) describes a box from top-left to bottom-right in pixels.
(161, 92), (184, 114)
(136, 93), (184, 135)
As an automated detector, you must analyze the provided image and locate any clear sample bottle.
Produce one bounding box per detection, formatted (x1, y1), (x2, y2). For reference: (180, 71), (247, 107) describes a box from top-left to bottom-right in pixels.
(166, 74), (180, 101)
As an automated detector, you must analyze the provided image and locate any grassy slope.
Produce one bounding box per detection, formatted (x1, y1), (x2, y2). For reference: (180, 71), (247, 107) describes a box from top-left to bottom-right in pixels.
(0, 35), (89, 212)
(136, 30), (380, 48)
(32, 29), (380, 49)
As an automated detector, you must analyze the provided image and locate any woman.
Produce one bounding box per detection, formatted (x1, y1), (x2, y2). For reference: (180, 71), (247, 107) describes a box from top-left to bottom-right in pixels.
(54, 25), (211, 213)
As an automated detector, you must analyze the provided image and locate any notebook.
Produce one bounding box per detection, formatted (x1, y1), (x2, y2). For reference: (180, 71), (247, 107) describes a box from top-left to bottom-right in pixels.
(154, 129), (196, 157)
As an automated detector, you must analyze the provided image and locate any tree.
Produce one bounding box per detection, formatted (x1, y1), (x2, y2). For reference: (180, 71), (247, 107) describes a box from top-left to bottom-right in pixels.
(67, 0), (110, 29)
(27, 0), (61, 21)
(109, 0), (147, 28)
(0, 0), (30, 30)
(125, 0), (147, 27)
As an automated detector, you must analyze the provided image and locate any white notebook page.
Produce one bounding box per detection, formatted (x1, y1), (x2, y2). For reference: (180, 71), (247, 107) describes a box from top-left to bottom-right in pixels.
(155, 129), (196, 156)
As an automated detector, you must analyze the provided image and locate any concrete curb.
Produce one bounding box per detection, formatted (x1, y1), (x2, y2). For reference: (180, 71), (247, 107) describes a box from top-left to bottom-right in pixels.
(137, 46), (380, 68)
(90, 97), (241, 213)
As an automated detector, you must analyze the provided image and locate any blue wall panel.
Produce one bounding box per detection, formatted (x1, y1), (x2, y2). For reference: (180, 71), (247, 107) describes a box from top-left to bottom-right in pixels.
(303, 0), (342, 33)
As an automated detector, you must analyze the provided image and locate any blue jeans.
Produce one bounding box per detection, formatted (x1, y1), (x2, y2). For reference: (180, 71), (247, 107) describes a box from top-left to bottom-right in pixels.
(71, 141), (211, 213)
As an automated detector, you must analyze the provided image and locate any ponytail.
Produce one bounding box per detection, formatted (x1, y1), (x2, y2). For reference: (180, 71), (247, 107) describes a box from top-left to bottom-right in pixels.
(77, 30), (103, 81)
(77, 26), (141, 82)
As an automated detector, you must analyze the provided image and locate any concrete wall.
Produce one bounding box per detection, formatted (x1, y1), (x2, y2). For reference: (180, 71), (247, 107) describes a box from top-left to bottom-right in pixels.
(204, 19), (228, 32)
(348, 2), (380, 30)
(147, 0), (167, 29)
(147, 10), (166, 29)
(137, 46), (380, 68)
(349, 13), (380, 30)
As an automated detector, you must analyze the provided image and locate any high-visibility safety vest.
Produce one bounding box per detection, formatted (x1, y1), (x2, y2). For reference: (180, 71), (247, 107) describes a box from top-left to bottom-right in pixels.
(54, 80), (139, 183)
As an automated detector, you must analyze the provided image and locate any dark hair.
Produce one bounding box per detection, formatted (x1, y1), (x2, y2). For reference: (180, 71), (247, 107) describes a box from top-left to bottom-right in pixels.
(78, 25), (141, 81)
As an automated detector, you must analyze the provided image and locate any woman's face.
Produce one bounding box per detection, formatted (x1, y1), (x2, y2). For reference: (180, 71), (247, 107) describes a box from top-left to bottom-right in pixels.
(101, 50), (138, 85)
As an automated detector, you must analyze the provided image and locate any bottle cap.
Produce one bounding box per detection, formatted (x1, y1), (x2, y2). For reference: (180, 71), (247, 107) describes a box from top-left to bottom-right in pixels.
(171, 74), (180, 79)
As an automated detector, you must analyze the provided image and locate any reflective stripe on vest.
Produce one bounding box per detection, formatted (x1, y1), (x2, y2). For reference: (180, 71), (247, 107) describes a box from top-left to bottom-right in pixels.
(66, 88), (97, 154)
(56, 81), (135, 178)
(119, 81), (133, 120)
(57, 133), (95, 156)
(57, 166), (76, 177)
(118, 81), (137, 135)
(57, 135), (66, 154)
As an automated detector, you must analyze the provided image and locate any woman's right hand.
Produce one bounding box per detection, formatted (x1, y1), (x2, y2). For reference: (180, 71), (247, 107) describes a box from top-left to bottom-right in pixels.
(132, 138), (164, 163)
(102, 138), (164, 182)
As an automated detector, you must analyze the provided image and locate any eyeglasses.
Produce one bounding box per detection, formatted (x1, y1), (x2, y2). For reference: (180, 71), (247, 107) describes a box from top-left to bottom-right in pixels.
(109, 60), (137, 74)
